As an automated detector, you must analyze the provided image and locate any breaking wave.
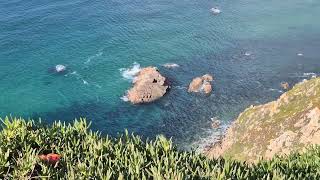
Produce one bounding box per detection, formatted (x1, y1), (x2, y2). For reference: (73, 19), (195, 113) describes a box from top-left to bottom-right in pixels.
(119, 62), (141, 82)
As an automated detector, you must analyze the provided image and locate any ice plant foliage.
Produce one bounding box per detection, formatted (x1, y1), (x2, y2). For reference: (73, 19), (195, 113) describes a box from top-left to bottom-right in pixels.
(0, 117), (320, 179)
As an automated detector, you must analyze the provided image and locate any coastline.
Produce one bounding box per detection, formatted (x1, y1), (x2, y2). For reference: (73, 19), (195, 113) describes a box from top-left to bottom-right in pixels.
(204, 77), (320, 162)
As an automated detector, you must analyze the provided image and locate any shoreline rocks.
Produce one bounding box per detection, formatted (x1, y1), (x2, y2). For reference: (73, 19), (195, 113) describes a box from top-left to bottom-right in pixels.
(188, 74), (214, 94)
(127, 67), (169, 104)
(280, 82), (290, 90)
(205, 77), (320, 162)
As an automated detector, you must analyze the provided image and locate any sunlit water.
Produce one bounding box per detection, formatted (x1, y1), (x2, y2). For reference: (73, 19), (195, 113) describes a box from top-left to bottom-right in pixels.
(1, 0), (320, 149)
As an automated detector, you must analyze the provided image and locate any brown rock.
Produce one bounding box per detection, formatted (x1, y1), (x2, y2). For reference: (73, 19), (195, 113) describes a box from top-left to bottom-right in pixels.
(202, 74), (214, 81)
(205, 78), (320, 162)
(280, 82), (290, 90)
(211, 118), (221, 128)
(188, 77), (203, 93)
(188, 74), (214, 94)
(127, 67), (169, 104)
(203, 82), (212, 94)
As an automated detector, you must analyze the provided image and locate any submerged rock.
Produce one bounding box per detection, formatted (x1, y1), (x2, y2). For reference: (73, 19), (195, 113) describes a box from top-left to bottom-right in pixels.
(188, 74), (214, 94)
(127, 67), (169, 104)
(205, 78), (320, 162)
(211, 118), (221, 129)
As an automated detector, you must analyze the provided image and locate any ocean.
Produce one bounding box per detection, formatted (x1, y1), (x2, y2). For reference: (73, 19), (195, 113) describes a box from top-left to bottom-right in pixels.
(1, 0), (320, 149)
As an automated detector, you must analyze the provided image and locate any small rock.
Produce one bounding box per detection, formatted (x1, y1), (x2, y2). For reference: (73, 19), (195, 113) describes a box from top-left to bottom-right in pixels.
(280, 82), (290, 90)
(188, 74), (214, 94)
(202, 74), (214, 81)
(211, 118), (221, 128)
(55, 64), (66, 73)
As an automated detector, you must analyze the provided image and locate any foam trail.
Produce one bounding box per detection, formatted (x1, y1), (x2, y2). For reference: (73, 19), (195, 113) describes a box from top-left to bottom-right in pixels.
(162, 63), (180, 68)
(85, 51), (103, 64)
(269, 88), (283, 93)
(83, 80), (89, 85)
(303, 73), (317, 78)
(67, 71), (91, 86)
(119, 62), (141, 82)
(120, 95), (129, 102)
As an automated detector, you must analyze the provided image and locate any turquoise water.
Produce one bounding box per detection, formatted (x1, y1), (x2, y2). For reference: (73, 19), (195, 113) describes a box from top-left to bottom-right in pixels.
(1, 0), (320, 148)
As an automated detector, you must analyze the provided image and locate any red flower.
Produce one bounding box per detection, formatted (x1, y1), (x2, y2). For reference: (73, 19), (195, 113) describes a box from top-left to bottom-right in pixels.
(39, 153), (61, 165)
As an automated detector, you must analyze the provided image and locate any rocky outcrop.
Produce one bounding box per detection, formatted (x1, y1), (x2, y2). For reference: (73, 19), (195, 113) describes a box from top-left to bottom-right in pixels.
(127, 67), (169, 104)
(206, 77), (320, 162)
(280, 82), (290, 90)
(188, 74), (214, 94)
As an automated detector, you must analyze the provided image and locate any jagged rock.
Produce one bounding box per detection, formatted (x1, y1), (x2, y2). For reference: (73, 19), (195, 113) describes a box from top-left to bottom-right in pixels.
(188, 74), (214, 94)
(280, 82), (290, 90)
(211, 118), (221, 129)
(205, 78), (320, 162)
(127, 67), (169, 104)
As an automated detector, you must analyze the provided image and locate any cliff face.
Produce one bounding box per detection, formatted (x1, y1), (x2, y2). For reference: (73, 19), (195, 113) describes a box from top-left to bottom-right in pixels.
(206, 78), (320, 162)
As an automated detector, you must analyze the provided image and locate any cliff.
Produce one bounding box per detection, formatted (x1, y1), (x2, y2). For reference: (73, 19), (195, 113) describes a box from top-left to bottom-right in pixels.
(206, 77), (320, 162)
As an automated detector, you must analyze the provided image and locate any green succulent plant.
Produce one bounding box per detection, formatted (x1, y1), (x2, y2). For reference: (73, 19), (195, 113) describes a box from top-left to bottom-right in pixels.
(0, 117), (319, 179)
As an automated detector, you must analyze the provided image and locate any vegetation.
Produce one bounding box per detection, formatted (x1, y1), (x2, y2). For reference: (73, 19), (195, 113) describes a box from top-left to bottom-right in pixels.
(207, 77), (320, 162)
(1, 117), (320, 179)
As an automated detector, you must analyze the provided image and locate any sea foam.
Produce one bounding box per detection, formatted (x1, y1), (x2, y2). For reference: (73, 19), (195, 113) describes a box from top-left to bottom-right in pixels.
(119, 62), (141, 82)
(85, 51), (103, 64)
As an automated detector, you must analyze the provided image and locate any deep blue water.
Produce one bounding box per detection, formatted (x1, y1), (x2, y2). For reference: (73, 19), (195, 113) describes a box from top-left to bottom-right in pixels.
(1, 0), (320, 149)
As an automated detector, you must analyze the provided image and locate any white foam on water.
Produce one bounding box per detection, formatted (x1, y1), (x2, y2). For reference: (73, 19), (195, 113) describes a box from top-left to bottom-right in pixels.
(244, 52), (252, 56)
(120, 95), (129, 102)
(297, 53), (304, 56)
(67, 71), (92, 86)
(189, 117), (228, 153)
(55, 64), (66, 72)
(303, 72), (317, 78)
(85, 51), (103, 64)
(162, 63), (180, 68)
(172, 86), (187, 90)
(83, 80), (89, 85)
(119, 62), (141, 82)
(269, 88), (283, 93)
(210, 7), (221, 15)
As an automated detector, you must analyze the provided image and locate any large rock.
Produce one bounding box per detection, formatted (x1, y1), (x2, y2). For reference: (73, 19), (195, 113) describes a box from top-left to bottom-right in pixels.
(127, 67), (169, 104)
(205, 78), (320, 162)
(188, 74), (214, 94)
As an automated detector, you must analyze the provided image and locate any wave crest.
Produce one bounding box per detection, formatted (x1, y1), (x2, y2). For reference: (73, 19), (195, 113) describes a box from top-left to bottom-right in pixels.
(119, 62), (141, 81)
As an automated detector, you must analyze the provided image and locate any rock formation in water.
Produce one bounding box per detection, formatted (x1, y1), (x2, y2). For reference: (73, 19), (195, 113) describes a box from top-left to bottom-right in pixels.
(188, 74), (214, 94)
(55, 64), (66, 73)
(206, 77), (320, 162)
(127, 67), (169, 104)
(280, 82), (290, 90)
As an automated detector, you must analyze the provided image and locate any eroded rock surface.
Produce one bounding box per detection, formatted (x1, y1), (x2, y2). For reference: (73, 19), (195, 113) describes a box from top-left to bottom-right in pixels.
(188, 74), (214, 94)
(127, 67), (169, 104)
(205, 78), (320, 162)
